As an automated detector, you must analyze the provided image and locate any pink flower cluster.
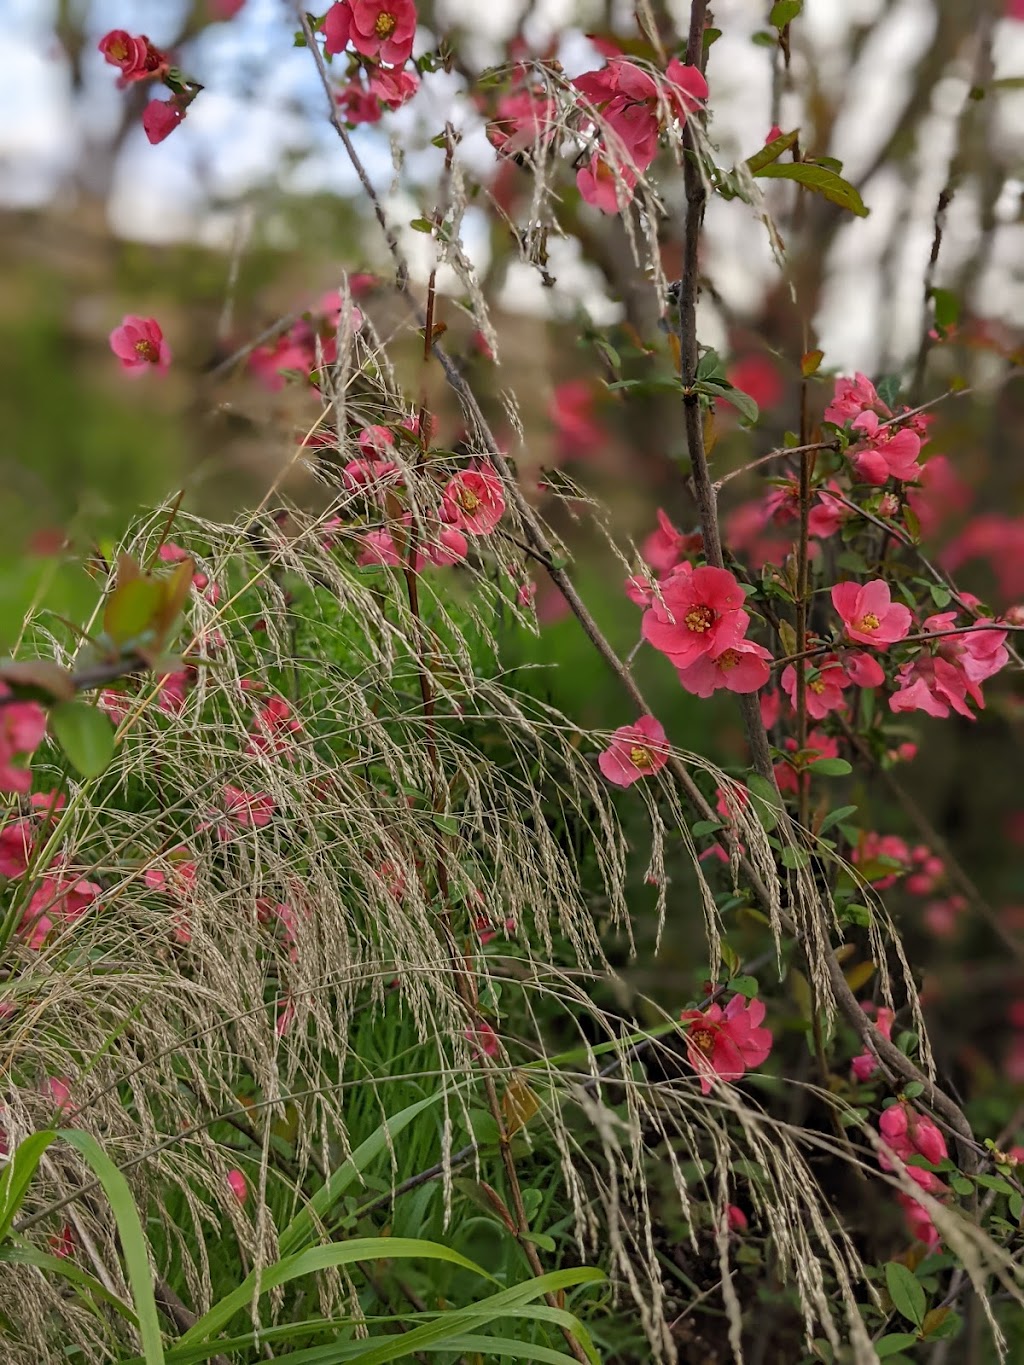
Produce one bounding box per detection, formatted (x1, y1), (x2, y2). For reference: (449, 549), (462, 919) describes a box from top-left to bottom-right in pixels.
(0, 687), (47, 794)
(878, 1100), (949, 1249)
(19, 874), (102, 951)
(324, 1), (420, 124)
(598, 714), (669, 788)
(889, 609), (1008, 720)
(824, 372), (931, 487)
(573, 53), (708, 213)
(486, 70), (560, 159)
(679, 993), (772, 1094)
(641, 563), (772, 699)
(97, 29), (197, 144)
(346, 450), (504, 570)
(249, 291), (364, 391)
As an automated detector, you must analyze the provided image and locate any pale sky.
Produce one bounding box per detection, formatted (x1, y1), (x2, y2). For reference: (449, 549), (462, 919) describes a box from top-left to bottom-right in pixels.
(0, 0), (1021, 370)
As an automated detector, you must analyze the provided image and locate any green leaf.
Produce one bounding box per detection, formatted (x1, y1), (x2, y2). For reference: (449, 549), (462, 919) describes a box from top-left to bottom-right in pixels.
(875, 1336), (920, 1359)
(885, 1260), (927, 1328)
(876, 375), (902, 410)
(696, 348), (726, 382)
(818, 804), (858, 834)
(770, 0), (802, 26)
(180, 1239), (496, 1346)
(409, 217), (434, 233)
(59, 1129), (165, 1363)
(747, 771), (782, 834)
(728, 975), (759, 998)
(280, 1094), (442, 1256)
(691, 818), (724, 838)
(0, 1130), (58, 1239)
(903, 1080), (924, 1099)
(49, 700), (115, 778)
(929, 288), (960, 331)
(809, 757), (852, 777)
(703, 26), (722, 48)
(753, 161), (868, 216)
(103, 577), (165, 648)
(950, 1174), (974, 1197)
(745, 129), (800, 174)
(718, 383), (760, 426)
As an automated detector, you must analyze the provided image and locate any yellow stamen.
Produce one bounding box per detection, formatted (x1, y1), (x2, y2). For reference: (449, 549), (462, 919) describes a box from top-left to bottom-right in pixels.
(684, 605), (714, 633)
(375, 11), (397, 37)
(629, 745), (652, 769)
(857, 612), (880, 632)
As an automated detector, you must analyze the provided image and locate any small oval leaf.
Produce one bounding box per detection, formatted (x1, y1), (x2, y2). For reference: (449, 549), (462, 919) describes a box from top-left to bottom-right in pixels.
(50, 700), (115, 778)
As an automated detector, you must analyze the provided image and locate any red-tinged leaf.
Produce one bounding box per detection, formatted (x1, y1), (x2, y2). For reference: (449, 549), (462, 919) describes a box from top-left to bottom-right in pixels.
(502, 1078), (540, 1138)
(745, 129), (799, 174)
(103, 578), (165, 649)
(151, 560), (195, 644)
(801, 348), (824, 376)
(0, 660), (74, 702)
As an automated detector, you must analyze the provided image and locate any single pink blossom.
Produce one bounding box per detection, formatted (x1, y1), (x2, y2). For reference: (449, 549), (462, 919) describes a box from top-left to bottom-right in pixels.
(226, 1169), (248, 1204)
(142, 98), (187, 145)
(347, 0), (417, 65)
(98, 31), (167, 83)
(676, 637), (772, 698)
(832, 580), (912, 648)
(441, 462), (505, 535)
(323, 0), (353, 53)
(465, 1021), (500, 1059)
(598, 715), (669, 788)
(824, 372), (888, 425)
(109, 315), (171, 374)
(642, 509), (701, 575)
(850, 411), (922, 485)
(0, 688), (47, 794)
(642, 565), (750, 669)
(780, 657), (851, 720)
(679, 994), (772, 1094)
(851, 1004), (895, 1083)
(726, 1204), (748, 1232)
(663, 58), (709, 117)
(370, 65), (420, 109)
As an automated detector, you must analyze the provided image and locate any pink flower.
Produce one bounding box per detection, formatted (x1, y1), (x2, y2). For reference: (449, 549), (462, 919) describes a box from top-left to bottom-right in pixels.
(598, 715), (669, 788)
(824, 372), (888, 425)
(226, 1169), (248, 1204)
(488, 86), (559, 157)
(247, 696), (303, 758)
(370, 65), (420, 109)
(679, 994), (772, 1094)
(0, 688), (47, 794)
(760, 688), (781, 730)
(142, 99), (187, 145)
(663, 58), (709, 116)
(850, 1004), (895, 1082)
(726, 354), (783, 411)
(19, 875), (101, 950)
(347, 0), (417, 65)
(424, 525), (469, 567)
(0, 818), (33, 879)
(774, 729), (839, 795)
(109, 315), (171, 374)
(336, 78), (383, 124)
(98, 31), (167, 83)
(642, 565), (749, 669)
(845, 651), (886, 688)
(726, 1204), (748, 1233)
(923, 613), (1008, 685)
(43, 1076), (76, 1117)
(676, 637), (772, 698)
(466, 1021), (500, 1059)
(642, 509), (701, 575)
(323, 1), (353, 54)
(49, 1225), (75, 1259)
(849, 411), (922, 485)
(831, 580), (912, 648)
(549, 380), (603, 457)
(879, 1101), (948, 1169)
(217, 785), (274, 838)
(889, 656), (976, 720)
(441, 462), (505, 535)
(780, 657), (850, 720)
(211, 0), (247, 17)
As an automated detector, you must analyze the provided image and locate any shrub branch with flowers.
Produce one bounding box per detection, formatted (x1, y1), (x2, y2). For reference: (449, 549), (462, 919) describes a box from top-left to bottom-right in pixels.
(3, 2), (1024, 1362)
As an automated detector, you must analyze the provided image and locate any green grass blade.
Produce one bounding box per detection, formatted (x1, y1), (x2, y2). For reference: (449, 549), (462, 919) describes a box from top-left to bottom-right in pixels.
(279, 1093), (442, 1257)
(0, 1129), (57, 1239)
(178, 1237), (492, 1346)
(59, 1129), (165, 1364)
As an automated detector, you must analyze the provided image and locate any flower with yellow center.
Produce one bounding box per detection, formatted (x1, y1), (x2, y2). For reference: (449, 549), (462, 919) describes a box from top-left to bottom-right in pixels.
(375, 10), (397, 37)
(458, 488), (481, 512)
(684, 604), (714, 634)
(134, 339), (159, 363)
(689, 1027), (716, 1055)
(629, 745), (652, 769)
(855, 612), (880, 633)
